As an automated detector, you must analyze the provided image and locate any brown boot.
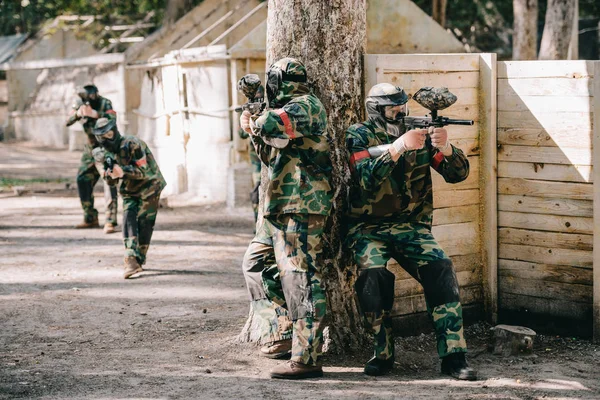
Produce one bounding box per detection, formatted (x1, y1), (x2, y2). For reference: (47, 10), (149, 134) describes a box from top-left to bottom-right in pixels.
(123, 256), (143, 279)
(270, 361), (323, 380)
(103, 223), (116, 234)
(260, 339), (292, 359)
(75, 218), (99, 229)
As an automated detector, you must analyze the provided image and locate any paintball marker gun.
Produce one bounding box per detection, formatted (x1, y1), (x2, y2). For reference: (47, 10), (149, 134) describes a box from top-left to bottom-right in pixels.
(368, 87), (473, 158)
(104, 154), (115, 175)
(235, 74), (266, 115)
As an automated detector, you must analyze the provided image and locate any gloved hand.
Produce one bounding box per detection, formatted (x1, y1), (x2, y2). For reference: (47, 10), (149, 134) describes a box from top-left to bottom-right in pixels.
(240, 110), (252, 134)
(392, 128), (427, 153)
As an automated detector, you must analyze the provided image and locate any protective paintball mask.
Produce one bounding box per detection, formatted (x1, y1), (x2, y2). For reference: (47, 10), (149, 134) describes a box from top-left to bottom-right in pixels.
(265, 65), (307, 107)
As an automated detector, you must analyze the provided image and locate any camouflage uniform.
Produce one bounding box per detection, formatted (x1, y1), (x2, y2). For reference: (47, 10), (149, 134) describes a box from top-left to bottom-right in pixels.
(66, 96), (118, 225)
(241, 58), (332, 366)
(104, 135), (166, 265)
(346, 117), (470, 361)
(238, 128), (262, 223)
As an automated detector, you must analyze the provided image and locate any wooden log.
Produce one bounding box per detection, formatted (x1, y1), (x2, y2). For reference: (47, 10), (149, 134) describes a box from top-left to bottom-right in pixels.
(499, 259), (593, 285)
(499, 211), (594, 234)
(498, 144), (592, 165)
(498, 178), (593, 200)
(498, 194), (593, 217)
(499, 243), (593, 267)
(498, 161), (592, 183)
(498, 227), (593, 251)
(491, 325), (536, 356)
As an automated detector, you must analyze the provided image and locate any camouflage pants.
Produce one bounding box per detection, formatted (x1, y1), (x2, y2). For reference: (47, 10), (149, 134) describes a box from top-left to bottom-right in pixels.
(242, 214), (327, 366)
(122, 192), (161, 265)
(76, 144), (118, 224)
(347, 220), (467, 360)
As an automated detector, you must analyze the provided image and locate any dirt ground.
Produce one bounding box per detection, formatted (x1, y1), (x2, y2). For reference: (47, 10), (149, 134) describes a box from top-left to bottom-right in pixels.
(1, 142), (599, 400)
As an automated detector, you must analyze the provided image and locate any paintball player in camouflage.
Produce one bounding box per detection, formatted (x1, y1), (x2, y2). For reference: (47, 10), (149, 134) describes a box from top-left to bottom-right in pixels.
(345, 83), (477, 380)
(66, 84), (119, 234)
(92, 116), (166, 279)
(239, 58), (332, 379)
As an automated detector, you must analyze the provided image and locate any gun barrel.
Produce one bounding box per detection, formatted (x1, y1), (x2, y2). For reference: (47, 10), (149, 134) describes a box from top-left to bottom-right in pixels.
(446, 118), (474, 126)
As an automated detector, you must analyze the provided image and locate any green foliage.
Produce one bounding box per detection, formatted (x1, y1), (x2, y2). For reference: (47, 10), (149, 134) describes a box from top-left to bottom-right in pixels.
(0, 177), (70, 188)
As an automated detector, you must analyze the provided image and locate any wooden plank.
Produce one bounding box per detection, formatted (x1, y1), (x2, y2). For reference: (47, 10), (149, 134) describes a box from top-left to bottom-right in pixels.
(499, 211), (594, 234)
(498, 227), (593, 251)
(374, 53), (481, 72)
(432, 222), (480, 257)
(385, 71), (480, 91)
(499, 278), (592, 304)
(433, 204), (480, 226)
(392, 285), (482, 316)
(498, 161), (592, 183)
(593, 61), (600, 342)
(498, 111), (592, 131)
(499, 259), (593, 285)
(499, 243), (592, 268)
(498, 145), (592, 166)
(499, 292), (591, 320)
(498, 78), (593, 97)
(498, 178), (593, 200)
(433, 189), (479, 208)
(497, 128), (593, 149)
(498, 60), (595, 79)
(394, 270), (481, 298)
(433, 157), (479, 190)
(447, 123), (479, 140)
(498, 194), (593, 217)
(498, 95), (592, 113)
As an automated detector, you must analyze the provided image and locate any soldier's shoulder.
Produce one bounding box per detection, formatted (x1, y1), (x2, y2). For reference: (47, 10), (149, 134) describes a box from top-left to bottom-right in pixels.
(121, 135), (146, 149)
(346, 121), (371, 137)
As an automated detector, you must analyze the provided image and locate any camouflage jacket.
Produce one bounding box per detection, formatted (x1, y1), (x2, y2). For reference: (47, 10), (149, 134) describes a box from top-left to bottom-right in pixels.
(346, 119), (469, 226)
(238, 128), (261, 175)
(250, 92), (332, 216)
(66, 96), (114, 146)
(105, 135), (166, 199)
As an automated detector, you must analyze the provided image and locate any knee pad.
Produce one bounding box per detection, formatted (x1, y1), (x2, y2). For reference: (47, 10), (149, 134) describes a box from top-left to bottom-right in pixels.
(354, 268), (395, 313)
(418, 259), (460, 307)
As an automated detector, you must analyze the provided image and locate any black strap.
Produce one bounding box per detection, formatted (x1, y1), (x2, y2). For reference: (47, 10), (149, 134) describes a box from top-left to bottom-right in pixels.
(281, 71), (307, 83)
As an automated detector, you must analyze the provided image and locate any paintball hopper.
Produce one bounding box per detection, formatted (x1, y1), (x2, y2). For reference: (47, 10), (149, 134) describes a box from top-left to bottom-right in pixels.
(412, 87), (457, 111)
(238, 74), (262, 101)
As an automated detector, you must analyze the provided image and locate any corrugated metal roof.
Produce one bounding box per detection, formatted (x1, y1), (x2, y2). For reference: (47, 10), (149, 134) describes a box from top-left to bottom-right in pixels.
(0, 34), (27, 65)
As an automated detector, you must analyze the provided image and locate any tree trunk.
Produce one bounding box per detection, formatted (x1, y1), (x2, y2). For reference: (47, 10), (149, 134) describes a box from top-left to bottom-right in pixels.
(432, 0), (448, 28)
(512, 0), (538, 60)
(239, 0), (368, 352)
(538, 0), (576, 59)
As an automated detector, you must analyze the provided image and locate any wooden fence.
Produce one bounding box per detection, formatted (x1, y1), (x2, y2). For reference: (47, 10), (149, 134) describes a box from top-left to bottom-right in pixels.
(365, 54), (600, 340)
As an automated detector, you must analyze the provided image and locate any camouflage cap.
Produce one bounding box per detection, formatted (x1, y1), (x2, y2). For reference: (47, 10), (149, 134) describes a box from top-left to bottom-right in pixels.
(366, 83), (409, 106)
(412, 87), (457, 111)
(92, 116), (116, 136)
(266, 57), (309, 107)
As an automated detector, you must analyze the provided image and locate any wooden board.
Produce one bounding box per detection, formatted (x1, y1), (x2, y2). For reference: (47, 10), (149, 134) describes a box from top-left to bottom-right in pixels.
(498, 178), (593, 200)
(392, 285), (482, 316)
(499, 292), (591, 320)
(433, 188), (479, 209)
(499, 243), (592, 268)
(499, 278), (592, 304)
(497, 128), (593, 149)
(432, 157), (479, 190)
(498, 60), (595, 79)
(498, 227), (593, 251)
(367, 54), (481, 73)
(433, 204), (480, 226)
(394, 270), (481, 298)
(592, 61), (600, 343)
(432, 222), (480, 257)
(498, 161), (592, 183)
(498, 78), (593, 97)
(499, 259), (592, 285)
(499, 211), (594, 234)
(498, 145), (592, 166)
(384, 71), (480, 91)
(498, 194), (593, 217)
(498, 95), (592, 113)
(498, 111), (593, 131)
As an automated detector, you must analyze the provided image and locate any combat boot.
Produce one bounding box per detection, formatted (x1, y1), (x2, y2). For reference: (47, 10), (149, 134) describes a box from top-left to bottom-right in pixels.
(123, 256), (143, 279)
(103, 223), (116, 234)
(270, 361), (323, 380)
(364, 355), (395, 376)
(75, 218), (99, 229)
(441, 352), (477, 381)
(259, 339), (292, 359)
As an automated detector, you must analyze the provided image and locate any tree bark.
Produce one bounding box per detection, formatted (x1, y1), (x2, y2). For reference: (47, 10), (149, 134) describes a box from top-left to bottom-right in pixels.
(239, 0), (368, 352)
(432, 0), (448, 28)
(512, 0), (538, 60)
(538, 0), (576, 59)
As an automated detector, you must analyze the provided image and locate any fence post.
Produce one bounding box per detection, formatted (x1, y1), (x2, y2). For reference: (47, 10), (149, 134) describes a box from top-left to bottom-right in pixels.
(479, 53), (498, 324)
(593, 61), (600, 343)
